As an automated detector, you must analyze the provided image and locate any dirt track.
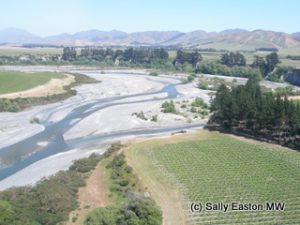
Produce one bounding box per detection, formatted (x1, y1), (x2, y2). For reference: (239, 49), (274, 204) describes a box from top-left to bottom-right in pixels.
(65, 163), (109, 225)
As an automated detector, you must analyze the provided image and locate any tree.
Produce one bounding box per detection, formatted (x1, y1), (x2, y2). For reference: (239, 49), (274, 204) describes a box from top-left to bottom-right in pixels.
(173, 50), (202, 67)
(211, 84), (235, 128)
(62, 47), (77, 61)
(252, 52), (280, 77)
(210, 76), (300, 149)
(161, 100), (176, 113)
(265, 52), (280, 74)
(220, 52), (246, 67)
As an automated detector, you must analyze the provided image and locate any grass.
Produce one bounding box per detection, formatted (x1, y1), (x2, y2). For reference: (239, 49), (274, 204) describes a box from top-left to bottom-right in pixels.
(126, 131), (300, 225)
(0, 46), (62, 56)
(0, 73), (98, 112)
(0, 71), (65, 94)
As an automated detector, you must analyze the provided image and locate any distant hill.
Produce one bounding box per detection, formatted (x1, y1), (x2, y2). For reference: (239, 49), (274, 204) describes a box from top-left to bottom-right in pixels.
(115, 31), (183, 45)
(45, 30), (127, 46)
(0, 28), (300, 50)
(163, 30), (300, 50)
(0, 28), (43, 44)
(292, 32), (300, 41)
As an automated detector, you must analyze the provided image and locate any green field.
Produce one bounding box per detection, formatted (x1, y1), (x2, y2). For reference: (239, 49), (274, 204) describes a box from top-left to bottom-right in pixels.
(0, 46), (63, 56)
(135, 132), (300, 224)
(0, 71), (65, 94)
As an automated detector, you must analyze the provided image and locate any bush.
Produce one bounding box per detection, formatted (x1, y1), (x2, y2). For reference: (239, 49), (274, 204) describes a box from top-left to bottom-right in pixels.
(117, 194), (162, 225)
(151, 115), (158, 122)
(133, 111), (148, 120)
(0, 201), (14, 225)
(161, 100), (176, 113)
(191, 97), (208, 109)
(69, 155), (102, 173)
(187, 74), (195, 82)
(84, 196), (162, 225)
(0, 99), (21, 112)
(84, 207), (118, 225)
(198, 80), (209, 90)
(149, 71), (158, 76)
(30, 117), (40, 124)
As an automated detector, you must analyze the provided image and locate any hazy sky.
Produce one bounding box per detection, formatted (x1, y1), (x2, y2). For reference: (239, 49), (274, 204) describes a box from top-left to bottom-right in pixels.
(1, 0), (299, 36)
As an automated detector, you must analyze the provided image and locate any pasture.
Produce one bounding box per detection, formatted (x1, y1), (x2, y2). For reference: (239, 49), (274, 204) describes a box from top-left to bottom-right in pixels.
(0, 71), (65, 94)
(0, 46), (62, 56)
(126, 131), (300, 225)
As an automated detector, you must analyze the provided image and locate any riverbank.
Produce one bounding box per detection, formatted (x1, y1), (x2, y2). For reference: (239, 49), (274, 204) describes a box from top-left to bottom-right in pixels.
(0, 68), (209, 189)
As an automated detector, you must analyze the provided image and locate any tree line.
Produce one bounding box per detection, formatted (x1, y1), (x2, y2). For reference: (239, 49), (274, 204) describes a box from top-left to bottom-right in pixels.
(210, 78), (300, 150)
(195, 51), (283, 80)
(62, 47), (169, 64)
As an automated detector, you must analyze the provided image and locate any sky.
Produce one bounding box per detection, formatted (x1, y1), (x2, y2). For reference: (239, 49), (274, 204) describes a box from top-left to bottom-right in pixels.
(0, 0), (299, 36)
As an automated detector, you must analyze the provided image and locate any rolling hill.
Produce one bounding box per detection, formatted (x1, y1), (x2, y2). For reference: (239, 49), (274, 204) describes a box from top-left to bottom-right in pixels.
(0, 28), (300, 51)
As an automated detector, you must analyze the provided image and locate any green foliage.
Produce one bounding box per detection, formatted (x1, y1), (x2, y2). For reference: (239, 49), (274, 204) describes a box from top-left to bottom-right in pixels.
(106, 153), (136, 197)
(274, 86), (295, 96)
(149, 71), (158, 76)
(190, 106), (197, 113)
(62, 47), (77, 61)
(70, 154), (103, 173)
(0, 201), (14, 225)
(0, 151), (105, 225)
(287, 55), (300, 60)
(210, 77), (300, 149)
(30, 117), (40, 124)
(196, 62), (262, 80)
(265, 52), (280, 74)
(220, 52), (246, 67)
(84, 207), (118, 225)
(0, 99), (21, 112)
(267, 66), (291, 82)
(84, 196), (162, 225)
(85, 149), (162, 225)
(198, 80), (209, 90)
(151, 115), (158, 122)
(133, 111), (148, 120)
(117, 194), (162, 225)
(252, 52), (280, 78)
(173, 50), (202, 67)
(161, 100), (176, 113)
(191, 97), (208, 108)
(187, 74), (196, 82)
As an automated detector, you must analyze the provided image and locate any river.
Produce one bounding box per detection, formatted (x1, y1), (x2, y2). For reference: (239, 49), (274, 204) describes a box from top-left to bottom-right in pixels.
(0, 72), (205, 183)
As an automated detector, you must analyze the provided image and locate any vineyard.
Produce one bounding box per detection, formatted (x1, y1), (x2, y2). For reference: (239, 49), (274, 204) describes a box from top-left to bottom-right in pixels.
(132, 131), (300, 225)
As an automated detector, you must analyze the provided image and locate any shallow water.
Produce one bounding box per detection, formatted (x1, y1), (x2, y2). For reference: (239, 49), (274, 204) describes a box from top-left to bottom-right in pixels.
(0, 74), (202, 181)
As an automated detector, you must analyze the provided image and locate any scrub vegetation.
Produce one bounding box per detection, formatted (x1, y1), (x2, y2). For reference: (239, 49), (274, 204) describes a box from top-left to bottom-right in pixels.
(0, 143), (162, 225)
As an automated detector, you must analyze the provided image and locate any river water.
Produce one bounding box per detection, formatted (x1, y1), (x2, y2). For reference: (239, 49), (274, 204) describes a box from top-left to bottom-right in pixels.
(0, 73), (204, 182)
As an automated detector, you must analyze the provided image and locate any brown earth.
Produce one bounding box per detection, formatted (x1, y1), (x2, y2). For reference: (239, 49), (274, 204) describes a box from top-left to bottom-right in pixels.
(64, 163), (110, 225)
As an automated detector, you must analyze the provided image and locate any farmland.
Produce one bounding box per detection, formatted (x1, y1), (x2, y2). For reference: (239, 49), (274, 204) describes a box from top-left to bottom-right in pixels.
(125, 131), (300, 225)
(0, 46), (62, 56)
(0, 71), (65, 94)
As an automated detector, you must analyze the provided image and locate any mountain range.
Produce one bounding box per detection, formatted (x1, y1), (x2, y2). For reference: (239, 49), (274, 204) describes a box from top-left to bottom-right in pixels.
(1, 28), (300, 50)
